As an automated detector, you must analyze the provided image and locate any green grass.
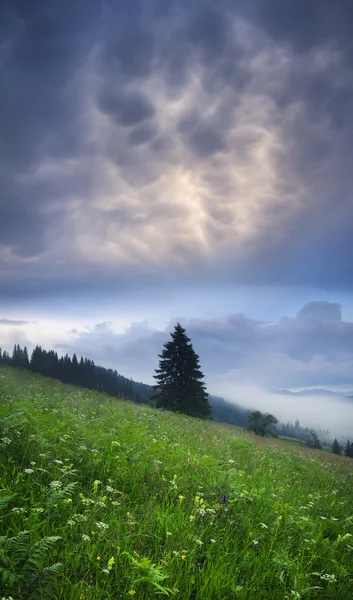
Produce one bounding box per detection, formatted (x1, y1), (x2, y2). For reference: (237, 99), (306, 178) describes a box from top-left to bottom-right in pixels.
(1, 366), (353, 599)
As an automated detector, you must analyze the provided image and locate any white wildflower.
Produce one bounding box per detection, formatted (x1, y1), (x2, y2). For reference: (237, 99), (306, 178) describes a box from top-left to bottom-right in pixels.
(49, 481), (62, 490)
(95, 521), (109, 531)
(1, 436), (12, 445)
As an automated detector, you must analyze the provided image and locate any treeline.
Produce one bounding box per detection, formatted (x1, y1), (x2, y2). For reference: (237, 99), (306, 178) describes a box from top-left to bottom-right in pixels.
(0, 344), (152, 403)
(331, 438), (353, 458)
(209, 395), (250, 427)
(0, 344), (252, 424)
(279, 418), (331, 445)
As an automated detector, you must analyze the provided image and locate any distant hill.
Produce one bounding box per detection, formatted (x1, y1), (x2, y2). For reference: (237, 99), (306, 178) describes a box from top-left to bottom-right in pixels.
(274, 388), (353, 399)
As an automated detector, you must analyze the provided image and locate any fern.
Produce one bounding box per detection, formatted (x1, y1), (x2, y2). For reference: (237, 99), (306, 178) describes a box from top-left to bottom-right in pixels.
(0, 530), (62, 590)
(121, 552), (175, 597)
(0, 493), (16, 512)
(27, 536), (62, 570)
(5, 530), (30, 567)
(42, 562), (63, 575)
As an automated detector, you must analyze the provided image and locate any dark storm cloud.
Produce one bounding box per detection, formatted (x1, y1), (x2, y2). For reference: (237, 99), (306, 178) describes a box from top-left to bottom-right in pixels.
(1, 0), (353, 293)
(248, 0), (353, 59)
(185, 126), (227, 157)
(0, 0), (99, 257)
(128, 124), (157, 146)
(98, 87), (155, 127)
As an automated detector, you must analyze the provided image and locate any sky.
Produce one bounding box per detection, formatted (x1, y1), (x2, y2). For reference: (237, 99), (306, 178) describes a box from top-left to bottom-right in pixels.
(2, 0), (353, 423)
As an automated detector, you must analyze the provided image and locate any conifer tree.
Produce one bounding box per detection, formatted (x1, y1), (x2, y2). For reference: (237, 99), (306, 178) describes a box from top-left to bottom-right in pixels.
(344, 440), (353, 458)
(153, 323), (211, 418)
(307, 430), (322, 449)
(332, 438), (341, 455)
(23, 346), (29, 367)
(2, 350), (10, 364)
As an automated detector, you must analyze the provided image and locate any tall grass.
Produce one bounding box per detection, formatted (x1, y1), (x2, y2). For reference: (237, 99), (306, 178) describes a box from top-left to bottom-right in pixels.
(0, 366), (352, 599)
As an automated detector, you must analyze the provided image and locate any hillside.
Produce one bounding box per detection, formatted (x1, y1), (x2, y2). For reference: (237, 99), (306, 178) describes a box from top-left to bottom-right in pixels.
(1, 366), (353, 599)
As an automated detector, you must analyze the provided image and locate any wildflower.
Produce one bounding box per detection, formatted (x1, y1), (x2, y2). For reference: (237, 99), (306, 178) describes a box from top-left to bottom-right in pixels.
(67, 519), (75, 526)
(0, 437), (11, 445)
(222, 494), (228, 505)
(82, 534), (90, 542)
(166, 531), (172, 536)
(210, 539), (216, 543)
(97, 556), (101, 561)
(178, 495), (185, 503)
(107, 557), (115, 571)
(95, 521), (109, 531)
(67, 498), (72, 503)
(249, 532), (253, 537)
(195, 539), (203, 545)
(93, 480), (101, 492)
(102, 569), (109, 574)
(24, 468), (34, 474)
(128, 591), (136, 595)
(49, 481), (62, 490)
(181, 555), (186, 560)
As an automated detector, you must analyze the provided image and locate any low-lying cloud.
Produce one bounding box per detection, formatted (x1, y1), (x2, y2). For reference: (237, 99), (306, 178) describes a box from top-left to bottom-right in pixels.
(2, 300), (353, 436)
(0, 318), (35, 326)
(23, 301), (353, 392)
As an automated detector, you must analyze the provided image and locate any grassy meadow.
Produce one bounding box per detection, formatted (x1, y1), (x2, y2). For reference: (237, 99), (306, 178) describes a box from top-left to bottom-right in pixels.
(0, 366), (353, 599)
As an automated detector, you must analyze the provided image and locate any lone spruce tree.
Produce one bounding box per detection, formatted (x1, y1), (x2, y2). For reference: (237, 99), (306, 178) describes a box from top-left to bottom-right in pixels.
(153, 323), (211, 418)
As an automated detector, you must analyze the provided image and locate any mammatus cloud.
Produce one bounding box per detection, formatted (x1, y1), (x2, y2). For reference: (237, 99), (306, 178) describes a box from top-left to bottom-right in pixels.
(1, 0), (353, 295)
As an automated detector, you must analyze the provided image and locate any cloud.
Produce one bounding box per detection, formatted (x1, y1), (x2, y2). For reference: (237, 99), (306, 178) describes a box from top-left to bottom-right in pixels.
(15, 301), (351, 394)
(1, 0), (353, 296)
(98, 88), (155, 127)
(0, 318), (34, 326)
(3, 300), (353, 435)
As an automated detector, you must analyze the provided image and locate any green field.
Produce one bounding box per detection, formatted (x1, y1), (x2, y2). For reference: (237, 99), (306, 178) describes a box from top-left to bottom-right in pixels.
(1, 366), (353, 599)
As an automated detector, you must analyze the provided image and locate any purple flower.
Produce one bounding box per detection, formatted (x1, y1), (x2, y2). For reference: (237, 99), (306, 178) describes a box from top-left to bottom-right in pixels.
(222, 494), (227, 505)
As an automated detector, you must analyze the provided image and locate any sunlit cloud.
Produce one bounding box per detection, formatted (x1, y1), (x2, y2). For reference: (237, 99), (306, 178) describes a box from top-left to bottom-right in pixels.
(2, 1), (353, 291)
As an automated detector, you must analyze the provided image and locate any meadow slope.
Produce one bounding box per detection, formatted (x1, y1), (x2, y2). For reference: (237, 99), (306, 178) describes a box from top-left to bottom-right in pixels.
(0, 366), (353, 599)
